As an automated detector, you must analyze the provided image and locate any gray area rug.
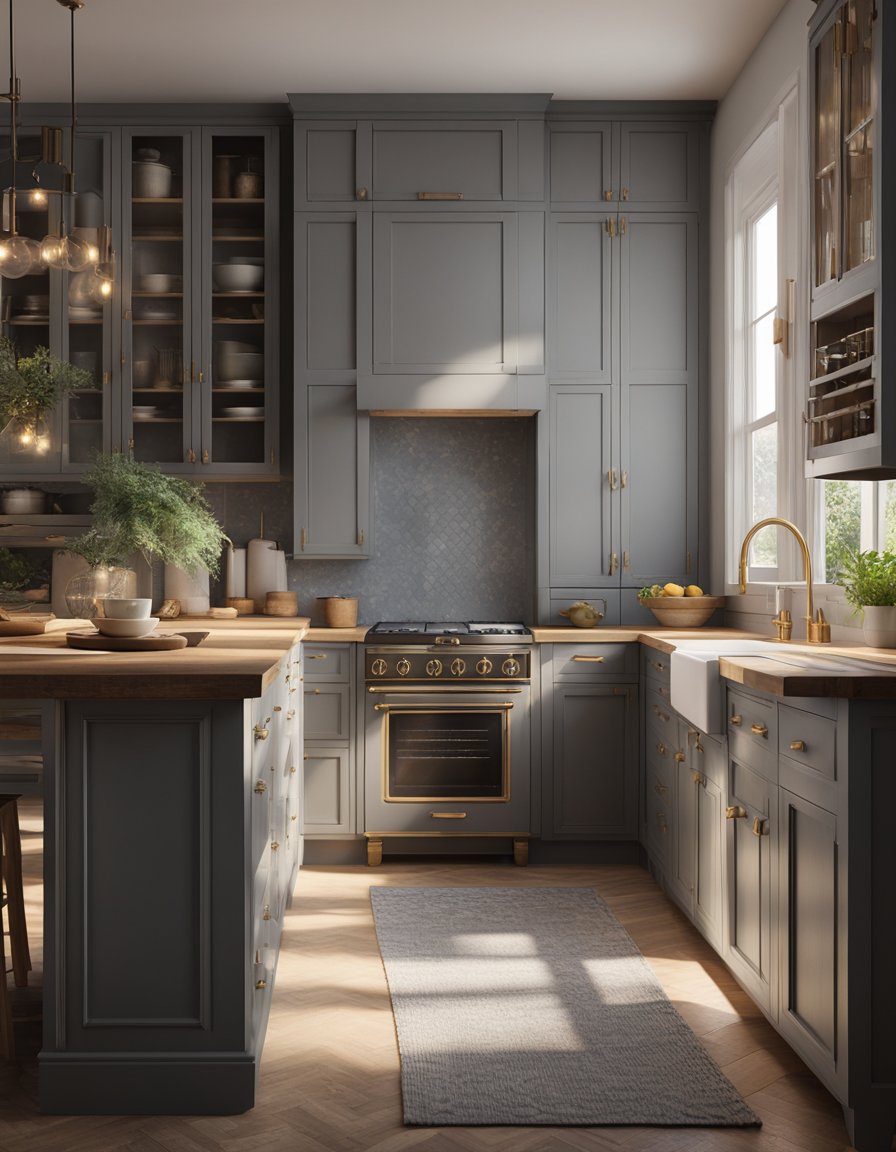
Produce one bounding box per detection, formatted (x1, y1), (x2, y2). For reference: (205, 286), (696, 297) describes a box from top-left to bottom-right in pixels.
(370, 886), (761, 1128)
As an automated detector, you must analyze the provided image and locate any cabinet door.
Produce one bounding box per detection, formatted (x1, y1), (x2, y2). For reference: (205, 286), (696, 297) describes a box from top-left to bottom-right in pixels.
(619, 124), (699, 211)
(372, 212), (518, 375)
(549, 385), (615, 587)
(549, 682), (638, 839)
(548, 214), (615, 381)
(725, 756), (775, 1011)
(371, 121), (516, 201)
(294, 383), (370, 558)
(295, 122), (362, 205)
(303, 745), (352, 834)
(669, 728), (696, 913)
(549, 122), (616, 207)
(123, 128), (196, 470)
(693, 734), (724, 950)
(201, 127), (278, 474)
(778, 788), (839, 1079)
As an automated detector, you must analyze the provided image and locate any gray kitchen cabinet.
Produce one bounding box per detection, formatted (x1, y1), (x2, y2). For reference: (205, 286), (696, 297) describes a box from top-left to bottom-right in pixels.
(370, 120), (518, 201)
(302, 642), (356, 837)
(549, 119), (700, 210)
(293, 211), (371, 557)
(541, 643), (639, 840)
(548, 214), (615, 382)
(641, 648), (675, 875)
(724, 687), (777, 1014)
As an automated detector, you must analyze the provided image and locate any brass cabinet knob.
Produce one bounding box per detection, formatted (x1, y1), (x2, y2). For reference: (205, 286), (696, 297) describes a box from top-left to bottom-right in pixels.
(255, 979), (267, 990)
(253, 724), (269, 741)
(356, 186), (369, 200)
(271, 840), (280, 852)
(726, 805), (747, 819)
(254, 780), (267, 794)
(751, 723), (769, 738)
(673, 750), (686, 762)
(790, 739), (806, 752)
(752, 816), (769, 837)
(692, 771), (704, 785)
(729, 714), (743, 727)
(656, 742), (666, 756)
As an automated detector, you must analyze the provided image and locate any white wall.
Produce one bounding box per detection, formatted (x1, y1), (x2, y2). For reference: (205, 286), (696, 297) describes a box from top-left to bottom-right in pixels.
(708, 0), (827, 632)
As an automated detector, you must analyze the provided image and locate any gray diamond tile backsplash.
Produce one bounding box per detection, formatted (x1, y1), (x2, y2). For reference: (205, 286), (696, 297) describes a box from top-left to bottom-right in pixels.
(206, 417), (535, 625)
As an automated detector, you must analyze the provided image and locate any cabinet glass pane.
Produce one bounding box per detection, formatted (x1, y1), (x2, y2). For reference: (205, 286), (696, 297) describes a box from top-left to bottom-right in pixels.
(814, 21), (841, 287)
(844, 119), (873, 273)
(845, 0), (874, 133)
(210, 134), (266, 465)
(130, 135), (187, 464)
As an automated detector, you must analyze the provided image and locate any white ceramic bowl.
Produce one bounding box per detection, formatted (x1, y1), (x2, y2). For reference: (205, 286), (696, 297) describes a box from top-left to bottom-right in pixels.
(212, 263), (264, 292)
(100, 597), (152, 620)
(94, 616), (159, 638)
(217, 351), (263, 381)
(138, 273), (181, 293)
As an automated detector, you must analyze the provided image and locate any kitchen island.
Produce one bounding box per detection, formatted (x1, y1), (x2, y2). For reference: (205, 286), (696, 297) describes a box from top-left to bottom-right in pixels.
(0, 619), (308, 1115)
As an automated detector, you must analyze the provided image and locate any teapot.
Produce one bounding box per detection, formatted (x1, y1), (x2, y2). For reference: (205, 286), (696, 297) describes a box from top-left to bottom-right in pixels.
(559, 600), (604, 628)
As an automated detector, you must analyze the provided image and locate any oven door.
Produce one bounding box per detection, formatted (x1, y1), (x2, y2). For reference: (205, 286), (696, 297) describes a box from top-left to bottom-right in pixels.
(364, 686), (531, 834)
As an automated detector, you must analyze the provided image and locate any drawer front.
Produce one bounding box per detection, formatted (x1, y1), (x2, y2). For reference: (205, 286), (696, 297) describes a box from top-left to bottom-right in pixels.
(303, 643), (352, 683)
(372, 121), (513, 201)
(304, 685), (351, 742)
(645, 682), (676, 739)
(553, 642), (638, 679)
(727, 688), (777, 781)
(778, 705), (836, 782)
(642, 648), (672, 688)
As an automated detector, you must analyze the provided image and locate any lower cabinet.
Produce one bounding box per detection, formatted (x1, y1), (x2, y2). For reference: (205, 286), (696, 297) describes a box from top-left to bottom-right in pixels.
(541, 643), (639, 839)
(302, 641), (356, 836)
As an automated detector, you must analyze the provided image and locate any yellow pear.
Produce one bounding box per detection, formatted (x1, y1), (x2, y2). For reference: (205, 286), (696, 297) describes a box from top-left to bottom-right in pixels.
(684, 584), (704, 597)
(662, 582), (685, 597)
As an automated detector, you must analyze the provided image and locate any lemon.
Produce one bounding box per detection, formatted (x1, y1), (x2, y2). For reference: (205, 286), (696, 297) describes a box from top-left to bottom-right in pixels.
(662, 582), (685, 597)
(684, 584), (704, 597)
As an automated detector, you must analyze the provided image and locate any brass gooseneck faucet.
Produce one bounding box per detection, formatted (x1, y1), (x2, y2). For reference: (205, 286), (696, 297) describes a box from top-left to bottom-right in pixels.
(738, 517), (831, 644)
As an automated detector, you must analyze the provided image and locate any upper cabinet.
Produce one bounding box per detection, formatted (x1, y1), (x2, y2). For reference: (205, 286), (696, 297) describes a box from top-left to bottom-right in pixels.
(0, 113), (282, 482)
(806, 0), (893, 479)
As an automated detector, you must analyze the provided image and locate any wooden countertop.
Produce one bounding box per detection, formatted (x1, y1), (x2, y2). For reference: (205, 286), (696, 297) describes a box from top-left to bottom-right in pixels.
(0, 617), (311, 700)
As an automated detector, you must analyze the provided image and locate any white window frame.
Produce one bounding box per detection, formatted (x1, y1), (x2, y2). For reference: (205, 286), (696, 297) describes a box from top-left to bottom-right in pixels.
(725, 81), (808, 592)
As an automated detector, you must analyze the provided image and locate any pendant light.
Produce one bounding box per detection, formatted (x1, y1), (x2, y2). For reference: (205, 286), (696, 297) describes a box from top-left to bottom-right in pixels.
(0, 0), (114, 286)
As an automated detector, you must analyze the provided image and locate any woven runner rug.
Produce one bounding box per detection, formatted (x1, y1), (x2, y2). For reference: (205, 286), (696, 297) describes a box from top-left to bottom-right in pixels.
(370, 886), (760, 1128)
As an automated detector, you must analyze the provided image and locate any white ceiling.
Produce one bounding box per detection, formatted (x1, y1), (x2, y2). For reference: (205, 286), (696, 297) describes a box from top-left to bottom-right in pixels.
(10, 0), (792, 106)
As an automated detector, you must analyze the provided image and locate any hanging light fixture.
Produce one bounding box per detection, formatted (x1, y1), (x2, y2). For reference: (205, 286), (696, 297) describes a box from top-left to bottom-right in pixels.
(0, 0), (114, 285)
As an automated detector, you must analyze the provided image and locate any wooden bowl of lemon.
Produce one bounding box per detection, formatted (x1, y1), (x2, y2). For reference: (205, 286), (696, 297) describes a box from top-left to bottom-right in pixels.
(639, 583), (725, 627)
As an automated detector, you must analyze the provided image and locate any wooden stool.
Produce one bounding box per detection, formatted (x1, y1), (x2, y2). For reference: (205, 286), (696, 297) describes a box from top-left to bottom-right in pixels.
(0, 794), (31, 1061)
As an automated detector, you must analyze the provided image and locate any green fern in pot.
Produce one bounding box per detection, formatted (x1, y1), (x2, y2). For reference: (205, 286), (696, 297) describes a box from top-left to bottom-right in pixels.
(0, 337), (94, 439)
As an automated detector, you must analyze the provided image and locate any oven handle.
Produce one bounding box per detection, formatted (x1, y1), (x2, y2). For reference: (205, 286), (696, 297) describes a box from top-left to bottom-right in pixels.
(373, 701), (515, 712)
(368, 685), (524, 694)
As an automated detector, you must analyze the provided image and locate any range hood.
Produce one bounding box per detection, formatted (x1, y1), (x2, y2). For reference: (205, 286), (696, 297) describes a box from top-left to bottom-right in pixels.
(357, 375), (546, 415)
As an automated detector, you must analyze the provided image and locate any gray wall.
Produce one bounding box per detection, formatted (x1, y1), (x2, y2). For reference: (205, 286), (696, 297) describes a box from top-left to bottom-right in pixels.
(207, 416), (536, 625)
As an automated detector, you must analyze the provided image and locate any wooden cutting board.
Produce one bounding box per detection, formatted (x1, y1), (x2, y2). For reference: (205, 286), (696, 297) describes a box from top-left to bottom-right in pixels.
(66, 632), (189, 652)
(0, 619), (47, 636)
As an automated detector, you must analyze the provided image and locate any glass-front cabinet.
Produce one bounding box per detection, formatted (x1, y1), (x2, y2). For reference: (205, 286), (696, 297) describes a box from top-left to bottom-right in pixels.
(807, 0), (891, 479)
(123, 126), (278, 474)
(0, 115), (279, 481)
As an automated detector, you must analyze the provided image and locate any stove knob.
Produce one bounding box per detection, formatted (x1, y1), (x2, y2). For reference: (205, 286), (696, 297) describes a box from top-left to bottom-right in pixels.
(396, 658), (411, 677)
(502, 658), (521, 678)
(426, 659), (443, 677)
(370, 658), (388, 677)
(450, 658), (466, 677)
(476, 657), (493, 676)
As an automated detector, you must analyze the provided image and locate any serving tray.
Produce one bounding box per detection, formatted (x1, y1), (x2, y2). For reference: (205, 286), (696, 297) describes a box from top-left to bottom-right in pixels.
(67, 632), (188, 652)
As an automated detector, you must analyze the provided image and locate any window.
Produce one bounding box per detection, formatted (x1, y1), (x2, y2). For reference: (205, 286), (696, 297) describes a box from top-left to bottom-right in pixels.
(820, 479), (896, 580)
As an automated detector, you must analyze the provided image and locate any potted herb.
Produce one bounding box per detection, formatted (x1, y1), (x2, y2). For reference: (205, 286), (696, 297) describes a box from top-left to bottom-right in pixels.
(0, 337), (94, 450)
(66, 453), (228, 616)
(834, 547), (896, 647)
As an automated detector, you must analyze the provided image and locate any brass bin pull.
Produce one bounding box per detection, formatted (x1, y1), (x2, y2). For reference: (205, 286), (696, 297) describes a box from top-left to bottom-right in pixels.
(726, 805), (747, 820)
(729, 714), (743, 727)
(417, 191), (463, 200)
(572, 655), (605, 662)
(790, 739), (806, 752)
(430, 811), (467, 819)
(369, 686), (522, 694)
(751, 723), (769, 737)
(375, 701), (515, 712)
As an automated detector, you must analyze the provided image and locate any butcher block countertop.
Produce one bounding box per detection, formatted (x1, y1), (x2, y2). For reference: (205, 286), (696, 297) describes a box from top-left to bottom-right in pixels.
(0, 616), (311, 700)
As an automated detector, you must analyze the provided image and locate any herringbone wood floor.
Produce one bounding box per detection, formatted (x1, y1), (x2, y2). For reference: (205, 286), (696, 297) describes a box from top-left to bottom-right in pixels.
(0, 800), (866, 1152)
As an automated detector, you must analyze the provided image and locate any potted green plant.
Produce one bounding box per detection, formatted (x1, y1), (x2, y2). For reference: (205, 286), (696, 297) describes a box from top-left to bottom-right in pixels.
(0, 337), (94, 452)
(66, 452), (228, 616)
(834, 547), (896, 647)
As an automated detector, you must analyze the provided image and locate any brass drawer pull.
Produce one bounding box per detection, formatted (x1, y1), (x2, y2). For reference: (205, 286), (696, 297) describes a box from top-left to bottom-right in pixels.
(790, 739), (806, 752)
(751, 723), (769, 738)
(726, 805), (747, 820)
(417, 191), (464, 200)
(648, 659), (666, 673)
(572, 655), (605, 662)
(752, 816), (769, 837)
(729, 714), (743, 727)
(430, 811), (467, 819)
(653, 705), (670, 722)
(307, 653), (328, 660)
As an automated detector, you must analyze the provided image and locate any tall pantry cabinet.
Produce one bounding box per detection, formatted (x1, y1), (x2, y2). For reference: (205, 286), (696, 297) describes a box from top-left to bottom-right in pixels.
(540, 110), (712, 625)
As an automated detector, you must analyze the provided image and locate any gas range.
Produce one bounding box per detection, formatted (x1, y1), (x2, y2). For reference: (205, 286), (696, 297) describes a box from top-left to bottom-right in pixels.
(364, 621), (532, 682)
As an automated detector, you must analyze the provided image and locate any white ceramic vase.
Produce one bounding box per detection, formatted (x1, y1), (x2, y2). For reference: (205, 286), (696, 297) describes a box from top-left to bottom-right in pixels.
(861, 605), (896, 648)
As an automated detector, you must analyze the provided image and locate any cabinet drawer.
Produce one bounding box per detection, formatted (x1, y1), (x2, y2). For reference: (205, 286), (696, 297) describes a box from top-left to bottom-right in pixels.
(372, 121), (514, 201)
(304, 685), (351, 742)
(642, 648), (672, 688)
(727, 688), (777, 781)
(552, 642), (638, 679)
(303, 643), (352, 683)
(778, 705), (836, 782)
(645, 681), (676, 737)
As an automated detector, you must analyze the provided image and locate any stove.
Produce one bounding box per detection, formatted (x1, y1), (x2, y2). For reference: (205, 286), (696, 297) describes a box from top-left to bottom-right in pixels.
(365, 621), (532, 682)
(365, 621), (532, 642)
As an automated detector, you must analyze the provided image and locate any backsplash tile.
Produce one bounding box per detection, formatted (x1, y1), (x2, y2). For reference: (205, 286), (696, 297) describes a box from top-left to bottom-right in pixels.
(208, 417), (536, 624)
